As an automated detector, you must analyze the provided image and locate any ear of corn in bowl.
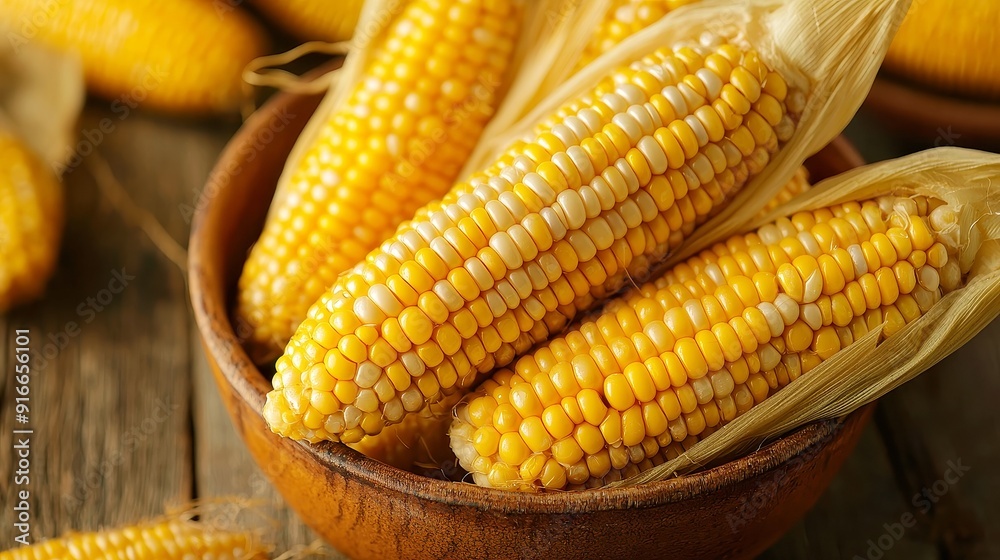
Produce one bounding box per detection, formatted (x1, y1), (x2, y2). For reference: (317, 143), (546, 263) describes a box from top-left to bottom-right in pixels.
(189, 0), (1000, 557)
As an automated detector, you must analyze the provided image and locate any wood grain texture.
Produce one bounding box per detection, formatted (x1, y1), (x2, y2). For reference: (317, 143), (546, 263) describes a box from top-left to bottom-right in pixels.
(0, 106), (200, 541)
(2, 96), (999, 559)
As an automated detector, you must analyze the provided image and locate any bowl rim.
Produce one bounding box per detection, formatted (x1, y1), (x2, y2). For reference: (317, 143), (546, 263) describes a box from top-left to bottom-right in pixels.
(189, 84), (869, 515)
(865, 74), (1000, 143)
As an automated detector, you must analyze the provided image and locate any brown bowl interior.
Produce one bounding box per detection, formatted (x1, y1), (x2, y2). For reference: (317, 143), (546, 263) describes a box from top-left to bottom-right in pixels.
(190, 86), (871, 560)
(865, 75), (1000, 147)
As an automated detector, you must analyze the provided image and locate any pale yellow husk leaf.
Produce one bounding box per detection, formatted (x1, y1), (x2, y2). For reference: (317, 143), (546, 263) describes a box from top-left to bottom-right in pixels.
(618, 147), (1000, 486)
(0, 35), (84, 170)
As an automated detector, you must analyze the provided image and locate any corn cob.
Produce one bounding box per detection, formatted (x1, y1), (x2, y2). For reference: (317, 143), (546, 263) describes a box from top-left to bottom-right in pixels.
(236, 0), (523, 362)
(0, 518), (267, 559)
(0, 0), (268, 114)
(250, 0), (363, 43)
(0, 133), (63, 313)
(450, 194), (960, 490)
(577, 0), (700, 70)
(883, 0), (1000, 100)
(263, 33), (801, 444)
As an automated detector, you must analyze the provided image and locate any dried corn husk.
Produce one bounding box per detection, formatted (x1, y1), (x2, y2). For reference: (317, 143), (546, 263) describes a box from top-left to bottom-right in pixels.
(0, 37), (84, 169)
(617, 147), (1000, 486)
(462, 0), (911, 233)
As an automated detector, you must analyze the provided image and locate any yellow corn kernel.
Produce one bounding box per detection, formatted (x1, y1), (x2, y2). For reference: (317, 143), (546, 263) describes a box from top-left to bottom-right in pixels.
(450, 195), (959, 490)
(0, 134), (63, 312)
(760, 167), (810, 216)
(347, 394), (458, 470)
(0, 0), (267, 114)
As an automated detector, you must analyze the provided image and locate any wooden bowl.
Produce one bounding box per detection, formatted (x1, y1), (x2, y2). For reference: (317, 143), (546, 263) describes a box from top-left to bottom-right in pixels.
(864, 75), (1000, 149)
(189, 86), (871, 560)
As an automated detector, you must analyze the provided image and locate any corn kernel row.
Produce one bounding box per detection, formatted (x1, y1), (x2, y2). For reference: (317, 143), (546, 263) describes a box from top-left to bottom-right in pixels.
(577, 0), (701, 70)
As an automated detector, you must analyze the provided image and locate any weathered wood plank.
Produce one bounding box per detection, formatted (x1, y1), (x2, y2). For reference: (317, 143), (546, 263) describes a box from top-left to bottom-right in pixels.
(0, 105), (211, 546)
(872, 319), (1000, 559)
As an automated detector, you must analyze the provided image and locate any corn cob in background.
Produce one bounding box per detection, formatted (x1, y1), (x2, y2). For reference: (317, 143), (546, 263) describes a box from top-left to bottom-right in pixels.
(250, 0), (364, 43)
(451, 193), (960, 489)
(0, 518), (268, 560)
(236, 0), (524, 363)
(0, 0), (268, 115)
(261, 0), (905, 446)
(883, 0), (1000, 100)
(0, 133), (63, 313)
(577, 0), (700, 70)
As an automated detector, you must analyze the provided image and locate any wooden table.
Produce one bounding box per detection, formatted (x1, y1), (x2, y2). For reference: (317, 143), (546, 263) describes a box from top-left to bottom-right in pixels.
(1, 100), (998, 559)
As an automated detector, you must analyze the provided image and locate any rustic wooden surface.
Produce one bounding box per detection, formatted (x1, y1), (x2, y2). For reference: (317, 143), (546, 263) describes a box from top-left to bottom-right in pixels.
(1, 100), (998, 559)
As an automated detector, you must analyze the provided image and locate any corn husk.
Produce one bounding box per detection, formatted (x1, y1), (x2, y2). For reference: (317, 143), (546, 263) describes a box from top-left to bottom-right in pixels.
(462, 0), (911, 231)
(0, 36), (84, 170)
(271, 0), (561, 211)
(617, 147), (1000, 486)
